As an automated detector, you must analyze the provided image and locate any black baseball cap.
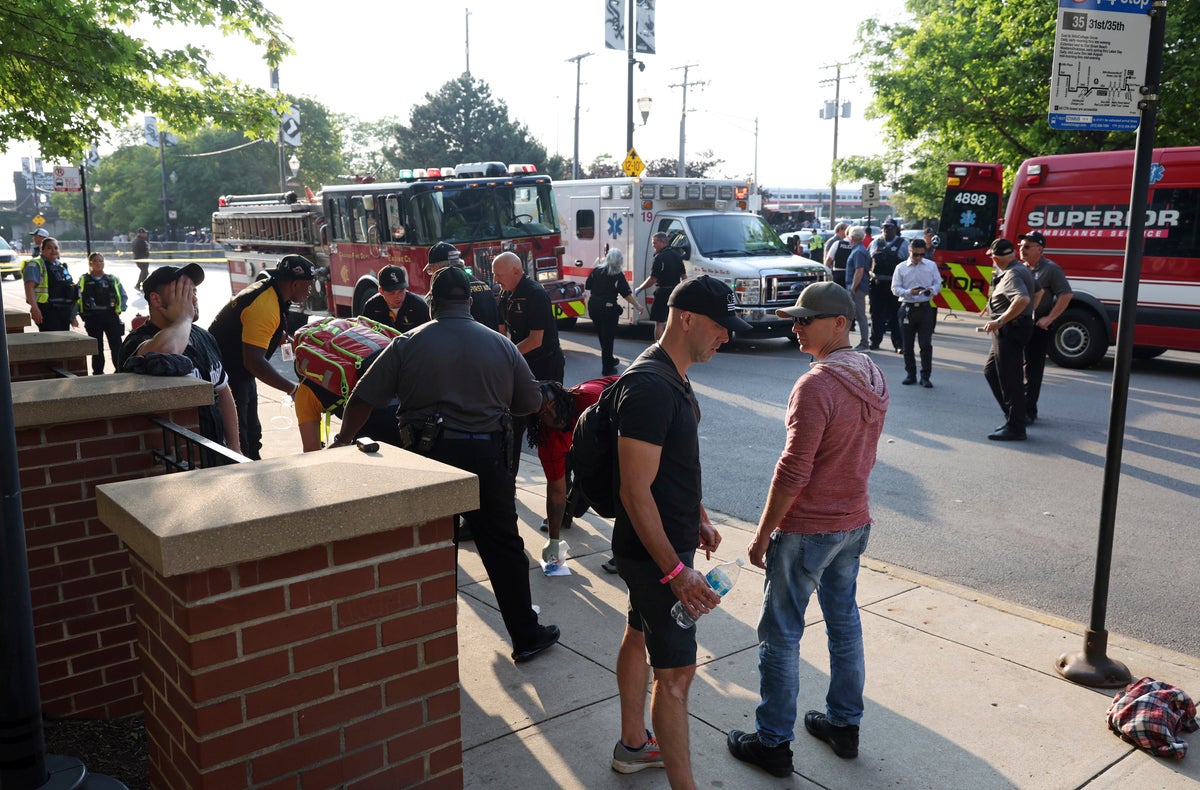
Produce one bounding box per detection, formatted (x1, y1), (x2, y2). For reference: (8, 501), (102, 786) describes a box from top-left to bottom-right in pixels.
(378, 265), (408, 291)
(430, 265), (472, 301)
(1018, 231), (1046, 246)
(274, 255), (315, 280)
(988, 238), (1016, 256)
(427, 242), (462, 265)
(667, 276), (753, 331)
(143, 263), (205, 293)
(882, 217), (899, 228)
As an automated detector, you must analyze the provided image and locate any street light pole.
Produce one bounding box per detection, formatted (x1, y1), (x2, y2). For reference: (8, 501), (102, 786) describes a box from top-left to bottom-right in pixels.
(567, 52), (593, 179)
(158, 133), (171, 242)
(626, 0), (635, 153)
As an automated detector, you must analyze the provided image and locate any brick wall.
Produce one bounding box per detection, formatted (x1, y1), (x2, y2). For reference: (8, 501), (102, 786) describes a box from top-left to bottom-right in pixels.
(17, 408), (202, 718)
(9, 355), (88, 381)
(129, 519), (461, 789)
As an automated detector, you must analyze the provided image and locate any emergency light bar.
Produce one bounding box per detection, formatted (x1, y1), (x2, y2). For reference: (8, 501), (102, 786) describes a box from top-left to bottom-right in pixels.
(218, 191), (298, 207)
(1026, 164), (1044, 185)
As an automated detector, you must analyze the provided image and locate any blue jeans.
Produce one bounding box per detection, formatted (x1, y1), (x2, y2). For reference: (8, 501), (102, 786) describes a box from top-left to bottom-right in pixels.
(755, 524), (871, 746)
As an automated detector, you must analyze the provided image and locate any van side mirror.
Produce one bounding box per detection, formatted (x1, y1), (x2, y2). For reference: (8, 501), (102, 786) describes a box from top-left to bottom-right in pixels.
(679, 244), (691, 261)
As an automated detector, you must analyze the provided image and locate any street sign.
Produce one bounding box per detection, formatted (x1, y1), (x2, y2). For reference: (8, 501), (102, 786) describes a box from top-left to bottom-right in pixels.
(861, 182), (880, 209)
(1048, 0), (1151, 132)
(32, 214), (45, 227)
(622, 147), (645, 178)
(86, 146), (100, 170)
(52, 165), (82, 192)
(280, 105), (302, 147)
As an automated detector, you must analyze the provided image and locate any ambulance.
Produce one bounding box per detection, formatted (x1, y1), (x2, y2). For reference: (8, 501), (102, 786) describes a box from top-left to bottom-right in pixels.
(935, 150), (1200, 367)
(554, 177), (829, 337)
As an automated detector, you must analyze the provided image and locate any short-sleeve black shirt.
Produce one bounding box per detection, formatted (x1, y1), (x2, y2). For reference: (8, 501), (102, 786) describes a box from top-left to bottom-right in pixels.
(502, 275), (561, 366)
(650, 246), (686, 291)
(359, 291), (431, 332)
(611, 345), (702, 561)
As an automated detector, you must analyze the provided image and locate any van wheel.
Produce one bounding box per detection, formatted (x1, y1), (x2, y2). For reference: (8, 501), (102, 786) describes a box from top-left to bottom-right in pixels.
(1048, 307), (1107, 369)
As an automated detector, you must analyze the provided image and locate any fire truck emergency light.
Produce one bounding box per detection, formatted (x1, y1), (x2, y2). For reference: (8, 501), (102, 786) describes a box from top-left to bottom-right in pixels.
(1026, 164), (1044, 185)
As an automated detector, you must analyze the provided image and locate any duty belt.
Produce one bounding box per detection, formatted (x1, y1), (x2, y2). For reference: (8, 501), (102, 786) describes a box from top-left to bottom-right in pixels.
(442, 429), (500, 441)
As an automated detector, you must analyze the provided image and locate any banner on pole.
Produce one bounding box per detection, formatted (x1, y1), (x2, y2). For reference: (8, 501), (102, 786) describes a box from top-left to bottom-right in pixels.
(636, 0), (656, 54)
(144, 116), (159, 147)
(605, 0), (626, 51)
(281, 105), (302, 147)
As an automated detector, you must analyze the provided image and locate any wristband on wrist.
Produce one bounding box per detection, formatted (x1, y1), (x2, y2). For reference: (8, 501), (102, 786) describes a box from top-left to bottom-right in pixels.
(659, 561), (685, 585)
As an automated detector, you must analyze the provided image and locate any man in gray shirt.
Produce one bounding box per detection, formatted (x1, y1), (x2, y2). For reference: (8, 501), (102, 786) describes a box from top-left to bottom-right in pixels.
(335, 266), (560, 663)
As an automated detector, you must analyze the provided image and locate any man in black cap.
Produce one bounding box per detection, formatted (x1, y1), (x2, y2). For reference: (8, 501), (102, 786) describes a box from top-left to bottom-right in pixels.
(1018, 231), (1073, 424)
(118, 264), (240, 453)
(334, 265), (560, 664)
(981, 238), (1038, 441)
(132, 227), (151, 292)
(358, 264), (430, 332)
(607, 276), (749, 784)
(866, 218), (908, 351)
(424, 241), (500, 330)
(209, 255), (315, 459)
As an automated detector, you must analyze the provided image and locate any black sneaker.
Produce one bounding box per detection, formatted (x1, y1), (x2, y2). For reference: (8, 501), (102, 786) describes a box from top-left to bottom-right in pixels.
(539, 517), (572, 533)
(727, 730), (793, 777)
(512, 624), (560, 663)
(804, 710), (858, 759)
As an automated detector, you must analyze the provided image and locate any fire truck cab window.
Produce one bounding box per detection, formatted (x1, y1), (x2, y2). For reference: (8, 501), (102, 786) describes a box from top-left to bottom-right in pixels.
(351, 196), (379, 244)
(1146, 188), (1200, 259)
(576, 209), (595, 240)
(496, 185), (559, 238)
(327, 197), (351, 242)
(385, 195), (406, 241)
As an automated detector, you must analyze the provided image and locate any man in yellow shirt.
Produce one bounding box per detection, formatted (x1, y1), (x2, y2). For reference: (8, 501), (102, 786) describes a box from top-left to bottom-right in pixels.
(208, 256), (314, 459)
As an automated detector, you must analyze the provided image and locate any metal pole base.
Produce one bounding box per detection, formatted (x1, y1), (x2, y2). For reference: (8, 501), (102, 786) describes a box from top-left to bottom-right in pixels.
(1055, 628), (1133, 689)
(39, 755), (127, 789)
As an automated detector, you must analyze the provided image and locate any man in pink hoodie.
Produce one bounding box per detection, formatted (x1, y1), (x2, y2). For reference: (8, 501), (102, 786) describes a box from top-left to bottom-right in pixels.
(727, 282), (890, 777)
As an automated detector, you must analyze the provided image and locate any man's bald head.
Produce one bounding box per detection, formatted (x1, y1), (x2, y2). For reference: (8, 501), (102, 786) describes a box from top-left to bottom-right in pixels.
(492, 251), (524, 291)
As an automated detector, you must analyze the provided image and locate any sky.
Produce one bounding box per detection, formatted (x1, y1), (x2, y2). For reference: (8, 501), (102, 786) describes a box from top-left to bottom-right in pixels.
(1, 0), (909, 201)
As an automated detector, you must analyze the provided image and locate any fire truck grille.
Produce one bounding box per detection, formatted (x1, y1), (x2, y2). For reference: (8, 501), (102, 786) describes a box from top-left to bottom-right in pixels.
(766, 272), (823, 306)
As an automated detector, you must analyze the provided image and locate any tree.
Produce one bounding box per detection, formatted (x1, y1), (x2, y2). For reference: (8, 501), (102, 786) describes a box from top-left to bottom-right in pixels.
(0, 0), (289, 163)
(386, 75), (552, 170)
(339, 114), (403, 181)
(643, 150), (726, 178)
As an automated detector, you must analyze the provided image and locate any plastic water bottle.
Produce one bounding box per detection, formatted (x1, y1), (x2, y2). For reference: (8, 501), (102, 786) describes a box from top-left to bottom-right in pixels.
(671, 558), (745, 628)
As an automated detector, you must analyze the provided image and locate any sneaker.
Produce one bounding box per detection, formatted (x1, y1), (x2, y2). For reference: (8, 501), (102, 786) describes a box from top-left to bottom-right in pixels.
(511, 624), (560, 663)
(601, 558), (619, 574)
(539, 517), (572, 533)
(611, 730), (664, 773)
(727, 730), (793, 777)
(804, 710), (859, 759)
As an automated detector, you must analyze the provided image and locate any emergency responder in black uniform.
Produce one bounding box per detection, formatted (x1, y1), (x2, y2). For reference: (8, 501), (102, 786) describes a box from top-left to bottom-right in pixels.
(423, 241), (500, 331)
(334, 265), (560, 663)
(77, 252), (128, 374)
(23, 236), (79, 331)
(358, 264), (430, 332)
(208, 255), (314, 459)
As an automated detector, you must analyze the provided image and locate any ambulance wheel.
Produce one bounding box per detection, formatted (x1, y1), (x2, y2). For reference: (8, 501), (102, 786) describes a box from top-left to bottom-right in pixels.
(1131, 346), (1167, 360)
(556, 316), (578, 331)
(1049, 307), (1107, 369)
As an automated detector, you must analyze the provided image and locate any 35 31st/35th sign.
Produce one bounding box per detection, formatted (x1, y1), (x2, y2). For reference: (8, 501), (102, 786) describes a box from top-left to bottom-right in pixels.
(1048, 0), (1152, 132)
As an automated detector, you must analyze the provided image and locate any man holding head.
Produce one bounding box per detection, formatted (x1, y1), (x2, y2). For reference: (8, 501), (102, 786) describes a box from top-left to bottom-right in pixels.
(208, 255), (314, 459)
(335, 265), (560, 664)
(728, 282), (889, 777)
(359, 264), (430, 332)
(118, 264), (240, 453)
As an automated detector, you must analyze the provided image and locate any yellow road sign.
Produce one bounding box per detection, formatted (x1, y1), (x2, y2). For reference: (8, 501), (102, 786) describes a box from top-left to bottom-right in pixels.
(32, 214), (46, 227)
(622, 148), (645, 177)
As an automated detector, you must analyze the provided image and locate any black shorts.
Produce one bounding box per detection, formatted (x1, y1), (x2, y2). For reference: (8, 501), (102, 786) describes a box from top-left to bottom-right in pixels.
(649, 287), (673, 323)
(617, 551), (696, 669)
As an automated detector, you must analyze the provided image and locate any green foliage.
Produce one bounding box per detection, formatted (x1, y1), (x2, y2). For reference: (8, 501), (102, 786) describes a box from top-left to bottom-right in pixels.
(644, 150), (726, 178)
(1, 0), (291, 161)
(858, 0), (1200, 207)
(339, 114), (403, 181)
(386, 75), (552, 171)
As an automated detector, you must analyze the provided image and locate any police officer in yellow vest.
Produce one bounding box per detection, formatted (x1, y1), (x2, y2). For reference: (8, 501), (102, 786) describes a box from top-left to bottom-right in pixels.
(23, 236), (79, 331)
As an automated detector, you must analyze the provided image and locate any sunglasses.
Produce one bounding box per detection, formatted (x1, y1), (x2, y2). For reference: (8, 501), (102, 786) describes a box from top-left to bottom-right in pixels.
(793, 314), (839, 326)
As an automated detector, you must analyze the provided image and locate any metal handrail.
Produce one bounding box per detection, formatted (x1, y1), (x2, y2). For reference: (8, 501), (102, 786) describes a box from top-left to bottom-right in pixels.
(149, 417), (250, 472)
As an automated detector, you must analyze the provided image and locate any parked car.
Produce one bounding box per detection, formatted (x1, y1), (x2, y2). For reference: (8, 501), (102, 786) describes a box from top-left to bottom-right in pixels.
(0, 237), (23, 280)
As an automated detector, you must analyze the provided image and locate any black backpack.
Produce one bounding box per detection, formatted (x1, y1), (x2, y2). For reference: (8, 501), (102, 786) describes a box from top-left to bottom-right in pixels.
(568, 357), (688, 518)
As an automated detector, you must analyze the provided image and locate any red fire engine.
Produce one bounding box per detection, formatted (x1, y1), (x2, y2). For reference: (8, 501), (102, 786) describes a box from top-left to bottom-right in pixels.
(934, 151), (1200, 367)
(212, 162), (585, 325)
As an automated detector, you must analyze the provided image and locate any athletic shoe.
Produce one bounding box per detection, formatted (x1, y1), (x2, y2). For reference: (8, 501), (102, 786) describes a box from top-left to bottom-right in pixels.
(804, 710), (859, 758)
(601, 558), (619, 574)
(727, 730), (793, 777)
(611, 730), (664, 773)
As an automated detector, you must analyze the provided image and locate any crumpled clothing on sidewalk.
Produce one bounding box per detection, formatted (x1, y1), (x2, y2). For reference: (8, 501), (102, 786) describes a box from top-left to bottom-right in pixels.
(1106, 676), (1199, 758)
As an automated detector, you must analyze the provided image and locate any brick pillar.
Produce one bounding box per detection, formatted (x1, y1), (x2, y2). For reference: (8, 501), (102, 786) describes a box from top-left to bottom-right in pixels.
(6, 331), (95, 381)
(5, 306), (31, 334)
(12, 374), (213, 717)
(98, 447), (476, 789)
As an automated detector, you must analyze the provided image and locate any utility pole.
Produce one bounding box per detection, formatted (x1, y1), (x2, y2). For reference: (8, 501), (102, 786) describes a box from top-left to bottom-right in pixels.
(465, 9), (471, 76)
(819, 63), (850, 224)
(567, 53), (593, 180)
(670, 64), (707, 177)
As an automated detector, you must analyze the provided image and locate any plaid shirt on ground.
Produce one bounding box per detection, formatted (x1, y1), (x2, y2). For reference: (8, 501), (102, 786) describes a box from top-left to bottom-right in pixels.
(1106, 677), (1200, 758)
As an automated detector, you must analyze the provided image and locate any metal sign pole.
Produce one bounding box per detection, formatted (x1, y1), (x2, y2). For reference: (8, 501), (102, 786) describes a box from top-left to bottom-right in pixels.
(1056, 0), (1167, 688)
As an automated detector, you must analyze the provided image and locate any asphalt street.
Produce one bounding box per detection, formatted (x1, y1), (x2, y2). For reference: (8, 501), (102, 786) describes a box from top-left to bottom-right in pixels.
(7, 258), (1199, 658)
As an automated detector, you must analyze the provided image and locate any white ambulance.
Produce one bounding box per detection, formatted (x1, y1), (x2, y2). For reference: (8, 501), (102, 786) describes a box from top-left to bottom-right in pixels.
(555, 177), (829, 337)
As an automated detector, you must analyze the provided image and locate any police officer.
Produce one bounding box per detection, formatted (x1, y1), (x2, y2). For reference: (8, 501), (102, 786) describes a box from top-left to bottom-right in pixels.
(77, 252), (128, 374)
(208, 255), (314, 459)
(981, 238), (1037, 441)
(358, 264), (430, 332)
(23, 236), (78, 331)
(423, 241), (500, 331)
(1019, 231), (1073, 424)
(334, 265), (561, 663)
(867, 218), (908, 351)
(824, 223), (852, 288)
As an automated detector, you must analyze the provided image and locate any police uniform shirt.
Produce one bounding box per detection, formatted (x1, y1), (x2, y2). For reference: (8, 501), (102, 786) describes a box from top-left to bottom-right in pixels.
(988, 261), (1037, 318)
(650, 245), (686, 291)
(80, 274), (126, 315)
(501, 275), (561, 362)
(350, 303), (541, 433)
(1028, 257), (1072, 320)
(360, 291), (431, 332)
(867, 235), (909, 279)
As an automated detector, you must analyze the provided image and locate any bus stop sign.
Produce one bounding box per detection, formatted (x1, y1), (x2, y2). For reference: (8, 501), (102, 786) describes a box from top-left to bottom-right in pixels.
(1048, 0), (1152, 132)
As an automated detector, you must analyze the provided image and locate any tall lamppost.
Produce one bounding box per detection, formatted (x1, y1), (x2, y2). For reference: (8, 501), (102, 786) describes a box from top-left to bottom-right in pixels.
(638, 96), (653, 126)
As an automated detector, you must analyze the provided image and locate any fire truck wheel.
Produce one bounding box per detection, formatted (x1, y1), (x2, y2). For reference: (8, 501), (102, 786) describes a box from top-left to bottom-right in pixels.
(1049, 307), (1106, 369)
(556, 317), (578, 331)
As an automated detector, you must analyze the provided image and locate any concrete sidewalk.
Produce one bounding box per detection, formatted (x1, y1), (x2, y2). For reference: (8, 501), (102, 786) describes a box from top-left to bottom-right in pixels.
(454, 470), (1200, 789)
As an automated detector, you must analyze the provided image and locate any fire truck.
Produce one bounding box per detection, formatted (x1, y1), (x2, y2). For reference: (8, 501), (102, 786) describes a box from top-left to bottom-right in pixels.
(934, 151), (1200, 367)
(212, 162), (585, 325)
(555, 176), (829, 337)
